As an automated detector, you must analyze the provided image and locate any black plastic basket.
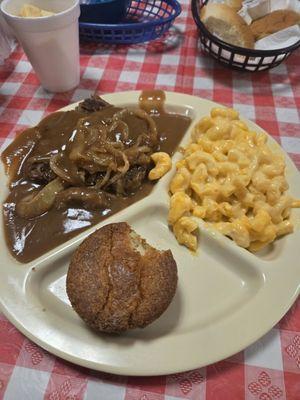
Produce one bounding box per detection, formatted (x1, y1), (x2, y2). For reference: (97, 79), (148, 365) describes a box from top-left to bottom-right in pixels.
(191, 0), (300, 71)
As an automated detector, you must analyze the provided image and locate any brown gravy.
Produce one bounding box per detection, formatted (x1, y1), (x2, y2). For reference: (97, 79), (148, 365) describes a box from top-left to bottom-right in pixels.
(1, 91), (191, 263)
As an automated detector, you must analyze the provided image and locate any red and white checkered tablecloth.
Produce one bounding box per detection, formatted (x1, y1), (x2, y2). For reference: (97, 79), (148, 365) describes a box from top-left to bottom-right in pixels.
(0, 1), (300, 399)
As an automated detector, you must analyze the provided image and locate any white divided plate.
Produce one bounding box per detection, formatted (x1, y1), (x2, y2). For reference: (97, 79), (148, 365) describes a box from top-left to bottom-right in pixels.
(0, 91), (300, 376)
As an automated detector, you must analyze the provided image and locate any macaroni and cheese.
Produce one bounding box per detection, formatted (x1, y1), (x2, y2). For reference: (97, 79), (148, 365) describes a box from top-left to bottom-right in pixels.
(168, 107), (300, 252)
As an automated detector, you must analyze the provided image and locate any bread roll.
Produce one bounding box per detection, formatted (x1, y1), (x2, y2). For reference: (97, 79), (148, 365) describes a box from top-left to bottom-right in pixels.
(200, 3), (255, 49)
(225, 0), (243, 12)
(250, 9), (300, 40)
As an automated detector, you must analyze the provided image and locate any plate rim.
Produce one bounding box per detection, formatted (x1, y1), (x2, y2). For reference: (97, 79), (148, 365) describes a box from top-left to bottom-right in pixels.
(0, 90), (300, 376)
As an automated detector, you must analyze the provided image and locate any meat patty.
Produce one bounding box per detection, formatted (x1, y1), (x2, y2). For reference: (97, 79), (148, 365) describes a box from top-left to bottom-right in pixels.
(66, 222), (178, 333)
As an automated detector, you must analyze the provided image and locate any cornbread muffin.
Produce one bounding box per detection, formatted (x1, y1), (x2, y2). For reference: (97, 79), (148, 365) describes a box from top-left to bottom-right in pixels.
(66, 222), (178, 333)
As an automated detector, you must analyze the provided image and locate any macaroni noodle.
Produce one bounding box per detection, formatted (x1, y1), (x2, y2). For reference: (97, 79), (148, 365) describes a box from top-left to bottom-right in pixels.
(148, 152), (172, 180)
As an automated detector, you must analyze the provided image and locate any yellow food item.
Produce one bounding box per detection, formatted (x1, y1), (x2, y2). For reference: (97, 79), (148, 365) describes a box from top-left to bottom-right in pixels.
(168, 107), (300, 252)
(148, 152), (172, 180)
(19, 4), (55, 17)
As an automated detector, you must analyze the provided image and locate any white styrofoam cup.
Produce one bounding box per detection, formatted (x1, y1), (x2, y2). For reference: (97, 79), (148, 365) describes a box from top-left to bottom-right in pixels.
(1, 0), (80, 92)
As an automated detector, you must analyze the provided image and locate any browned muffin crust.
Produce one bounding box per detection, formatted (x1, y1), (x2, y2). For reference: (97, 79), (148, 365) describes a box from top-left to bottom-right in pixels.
(66, 222), (178, 333)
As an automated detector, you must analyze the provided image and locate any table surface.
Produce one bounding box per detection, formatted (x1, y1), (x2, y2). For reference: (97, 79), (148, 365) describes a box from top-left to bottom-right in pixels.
(0, 1), (300, 399)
